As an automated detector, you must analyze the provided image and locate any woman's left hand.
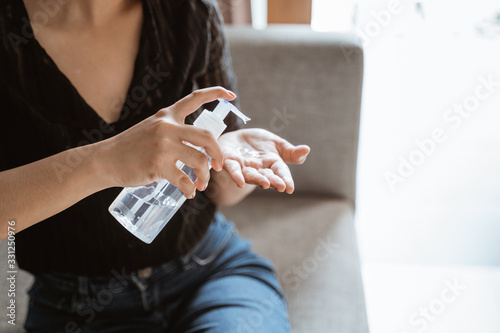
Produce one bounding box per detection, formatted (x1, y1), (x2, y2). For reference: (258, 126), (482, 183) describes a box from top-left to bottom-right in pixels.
(218, 128), (310, 194)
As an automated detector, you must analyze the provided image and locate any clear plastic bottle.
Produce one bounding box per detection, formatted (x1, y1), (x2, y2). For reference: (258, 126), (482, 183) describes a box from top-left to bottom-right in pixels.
(108, 99), (250, 244)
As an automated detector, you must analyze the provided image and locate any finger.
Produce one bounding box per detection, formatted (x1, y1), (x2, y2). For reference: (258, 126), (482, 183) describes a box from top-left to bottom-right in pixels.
(170, 87), (236, 122)
(258, 168), (286, 192)
(161, 165), (197, 199)
(242, 157), (263, 170)
(270, 161), (295, 194)
(242, 166), (270, 189)
(277, 138), (311, 164)
(175, 145), (211, 192)
(224, 159), (245, 188)
(177, 126), (224, 172)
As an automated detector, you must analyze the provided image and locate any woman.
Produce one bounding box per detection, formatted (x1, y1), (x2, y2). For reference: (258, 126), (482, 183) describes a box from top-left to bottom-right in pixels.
(0, 0), (310, 331)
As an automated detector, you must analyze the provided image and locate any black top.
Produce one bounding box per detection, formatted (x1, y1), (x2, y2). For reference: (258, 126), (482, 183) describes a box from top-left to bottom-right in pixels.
(0, 0), (242, 276)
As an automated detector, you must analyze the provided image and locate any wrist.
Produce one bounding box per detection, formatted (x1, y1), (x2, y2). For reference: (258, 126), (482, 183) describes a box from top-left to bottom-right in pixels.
(80, 141), (115, 191)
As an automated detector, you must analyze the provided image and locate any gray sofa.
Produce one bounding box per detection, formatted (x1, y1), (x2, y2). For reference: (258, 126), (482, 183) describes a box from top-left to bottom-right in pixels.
(0, 25), (367, 332)
(221, 25), (367, 333)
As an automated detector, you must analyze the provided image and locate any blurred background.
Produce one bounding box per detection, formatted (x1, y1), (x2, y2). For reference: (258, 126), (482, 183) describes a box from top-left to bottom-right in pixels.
(219, 0), (500, 332)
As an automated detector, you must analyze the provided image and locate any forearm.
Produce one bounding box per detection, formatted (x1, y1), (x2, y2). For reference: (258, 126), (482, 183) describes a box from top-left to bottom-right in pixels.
(0, 145), (108, 239)
(207, 168), (256, 207)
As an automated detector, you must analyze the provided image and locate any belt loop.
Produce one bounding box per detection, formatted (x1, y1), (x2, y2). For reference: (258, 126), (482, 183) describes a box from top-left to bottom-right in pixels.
(77, 276), (89, 298)
(130, 274), (150, 311)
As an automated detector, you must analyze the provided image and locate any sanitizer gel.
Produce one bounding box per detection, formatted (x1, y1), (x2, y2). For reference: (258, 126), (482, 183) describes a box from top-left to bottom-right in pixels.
(109, 99), (250, 244)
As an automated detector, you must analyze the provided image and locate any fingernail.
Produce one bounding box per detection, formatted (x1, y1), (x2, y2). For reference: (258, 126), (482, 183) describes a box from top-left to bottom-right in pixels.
(202, 184), (207, 191)
(227, 90), (236, 98)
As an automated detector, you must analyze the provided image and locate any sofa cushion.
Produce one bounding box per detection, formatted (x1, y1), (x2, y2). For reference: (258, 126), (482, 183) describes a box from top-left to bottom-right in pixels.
(221, 194), (368, 333)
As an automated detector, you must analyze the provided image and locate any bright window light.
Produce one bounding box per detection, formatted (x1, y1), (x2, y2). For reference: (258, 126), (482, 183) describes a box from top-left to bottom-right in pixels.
(251, 0), (268, 30)
(312, 0), (355, 32)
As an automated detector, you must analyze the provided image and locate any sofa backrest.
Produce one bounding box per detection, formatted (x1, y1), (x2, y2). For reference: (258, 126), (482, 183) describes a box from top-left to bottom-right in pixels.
(226, 25), (363, 203)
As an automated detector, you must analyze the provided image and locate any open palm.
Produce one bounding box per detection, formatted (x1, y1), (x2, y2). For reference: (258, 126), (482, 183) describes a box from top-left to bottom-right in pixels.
(218, 128), (310, 194)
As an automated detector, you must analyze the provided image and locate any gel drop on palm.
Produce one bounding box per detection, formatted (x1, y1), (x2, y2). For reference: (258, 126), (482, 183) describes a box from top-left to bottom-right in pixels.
(109, 99), (250, 244)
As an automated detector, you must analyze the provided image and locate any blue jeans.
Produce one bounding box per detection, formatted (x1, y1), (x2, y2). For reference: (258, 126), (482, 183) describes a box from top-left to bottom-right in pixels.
(24, 213), (291, 333)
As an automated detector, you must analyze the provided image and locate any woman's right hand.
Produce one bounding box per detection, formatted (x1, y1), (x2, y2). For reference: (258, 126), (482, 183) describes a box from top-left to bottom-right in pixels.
(95, 87), (236, 199)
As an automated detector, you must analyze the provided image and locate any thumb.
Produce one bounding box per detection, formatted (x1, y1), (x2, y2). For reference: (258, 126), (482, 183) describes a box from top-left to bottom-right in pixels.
(279, 139), (310, 165)
(291, 145), (310, 165)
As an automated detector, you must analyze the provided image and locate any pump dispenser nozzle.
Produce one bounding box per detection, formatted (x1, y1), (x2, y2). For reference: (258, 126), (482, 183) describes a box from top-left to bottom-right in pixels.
(193, 99), (251, 138)
(212, 98), (251, 123)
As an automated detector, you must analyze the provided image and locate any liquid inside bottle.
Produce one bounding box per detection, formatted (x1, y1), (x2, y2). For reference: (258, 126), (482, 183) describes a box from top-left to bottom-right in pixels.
(109, 161), (200, 244)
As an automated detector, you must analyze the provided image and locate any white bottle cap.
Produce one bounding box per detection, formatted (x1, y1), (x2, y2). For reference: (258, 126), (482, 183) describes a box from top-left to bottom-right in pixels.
(193, 99), (251, 139)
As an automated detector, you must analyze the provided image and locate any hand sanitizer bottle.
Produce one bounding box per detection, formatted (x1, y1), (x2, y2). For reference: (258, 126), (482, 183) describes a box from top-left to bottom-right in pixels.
(108, 99), (250, 244)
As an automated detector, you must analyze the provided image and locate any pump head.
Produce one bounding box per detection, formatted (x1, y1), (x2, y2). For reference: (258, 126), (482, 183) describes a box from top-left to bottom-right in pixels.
(193, 99), (251, 139)
(213, 98), (251, 124)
